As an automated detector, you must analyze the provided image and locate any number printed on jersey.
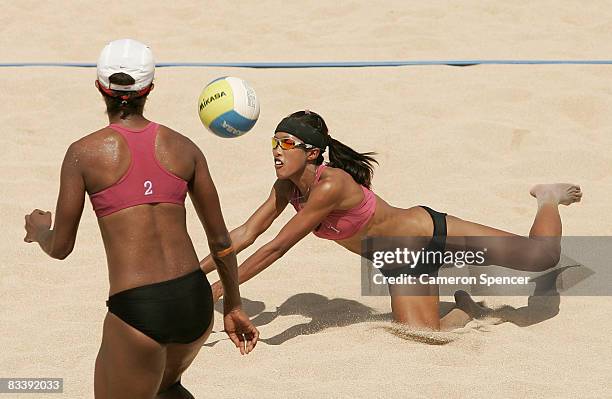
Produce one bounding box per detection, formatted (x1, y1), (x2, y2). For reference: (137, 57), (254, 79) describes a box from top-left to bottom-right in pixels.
(144, 180), (153, 195)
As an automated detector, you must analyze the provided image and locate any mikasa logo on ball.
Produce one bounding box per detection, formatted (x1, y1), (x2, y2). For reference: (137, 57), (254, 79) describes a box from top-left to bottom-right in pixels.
(198, 76), (260, 138)
(222, 120), (243, 136)
(199, 91), (226, 111)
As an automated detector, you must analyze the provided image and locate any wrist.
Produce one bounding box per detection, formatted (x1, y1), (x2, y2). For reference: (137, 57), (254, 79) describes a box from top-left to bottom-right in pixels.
(223, 299), (243, 315)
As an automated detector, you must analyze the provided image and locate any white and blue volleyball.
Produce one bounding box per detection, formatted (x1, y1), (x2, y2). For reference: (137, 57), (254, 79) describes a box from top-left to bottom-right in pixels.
(198, 76), (260, 138)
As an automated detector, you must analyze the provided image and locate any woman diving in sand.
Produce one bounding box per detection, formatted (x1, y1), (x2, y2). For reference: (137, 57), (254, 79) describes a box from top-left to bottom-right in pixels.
(200, 110), (582, 331)
(23, 39), (258, 398)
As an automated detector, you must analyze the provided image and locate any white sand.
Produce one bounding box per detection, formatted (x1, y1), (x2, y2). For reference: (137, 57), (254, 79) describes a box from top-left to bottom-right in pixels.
(1, 1), (611, 398)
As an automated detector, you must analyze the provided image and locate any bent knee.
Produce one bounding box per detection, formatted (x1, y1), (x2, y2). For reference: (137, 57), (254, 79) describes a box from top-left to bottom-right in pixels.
(528, 245), (561, 271)
(391, 298), (440, 330)
(393, 312), (440, 331)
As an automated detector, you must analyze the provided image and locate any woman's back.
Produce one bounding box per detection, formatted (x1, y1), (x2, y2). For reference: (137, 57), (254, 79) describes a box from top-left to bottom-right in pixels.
(78, 120), (201, 294)
(24, 39), (257, 397)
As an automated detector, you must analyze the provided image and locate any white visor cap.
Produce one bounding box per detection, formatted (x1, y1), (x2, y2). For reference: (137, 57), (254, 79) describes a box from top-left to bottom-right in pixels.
(97, 39), (155, 91)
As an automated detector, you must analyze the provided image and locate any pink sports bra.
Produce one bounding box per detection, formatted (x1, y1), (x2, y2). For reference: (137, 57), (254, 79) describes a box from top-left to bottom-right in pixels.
(290, 164), (377, 240)
(89, 122), (188, 218)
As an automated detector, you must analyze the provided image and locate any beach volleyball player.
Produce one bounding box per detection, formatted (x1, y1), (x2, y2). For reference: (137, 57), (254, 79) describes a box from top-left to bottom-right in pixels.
(24, 39), (258, 398)
(200, 110), (582, 331)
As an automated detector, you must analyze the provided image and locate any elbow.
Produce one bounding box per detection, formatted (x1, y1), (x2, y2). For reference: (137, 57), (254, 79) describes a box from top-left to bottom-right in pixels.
(51, 248), (72, 260)
(240, 224), (260, 248)
(243, 233), (257, 248)
(50, 243), (74, 260)
(209, 235), (233, 253)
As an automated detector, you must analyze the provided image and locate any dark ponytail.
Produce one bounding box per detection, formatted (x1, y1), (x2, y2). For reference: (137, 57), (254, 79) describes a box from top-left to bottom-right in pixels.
(327, 136), (377, 189)
(98, 73), (149, 119)
(288, 110), (378, 189)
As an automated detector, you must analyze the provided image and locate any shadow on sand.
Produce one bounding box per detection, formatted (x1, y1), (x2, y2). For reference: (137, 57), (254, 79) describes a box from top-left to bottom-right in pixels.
(205, 294), (390, 346)
(204, 266), (576, 346)
(459, 265), (580, 327)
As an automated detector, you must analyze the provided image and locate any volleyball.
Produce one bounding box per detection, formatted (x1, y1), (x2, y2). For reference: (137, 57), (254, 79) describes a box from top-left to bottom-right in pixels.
(197, 76), (260, 138)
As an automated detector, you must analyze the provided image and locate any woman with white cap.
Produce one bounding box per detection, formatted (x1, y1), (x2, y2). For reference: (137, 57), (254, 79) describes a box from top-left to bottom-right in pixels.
(24, 39), (257, 398)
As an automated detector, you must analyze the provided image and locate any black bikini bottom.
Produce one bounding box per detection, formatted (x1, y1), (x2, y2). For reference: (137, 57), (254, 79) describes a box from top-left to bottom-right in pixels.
(107, 269), (213, 344)
(378, 205), (448, 278)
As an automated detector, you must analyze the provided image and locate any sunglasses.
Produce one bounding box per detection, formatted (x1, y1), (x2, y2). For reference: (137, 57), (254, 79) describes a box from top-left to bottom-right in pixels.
(272, 137), (313, 150)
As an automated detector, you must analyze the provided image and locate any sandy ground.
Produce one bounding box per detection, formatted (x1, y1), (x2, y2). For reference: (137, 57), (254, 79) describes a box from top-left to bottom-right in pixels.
(1, 1), (611, 398)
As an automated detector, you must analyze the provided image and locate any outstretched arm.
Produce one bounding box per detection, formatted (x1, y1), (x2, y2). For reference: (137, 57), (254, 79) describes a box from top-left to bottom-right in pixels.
(199, 179), (292, 273)
(24, 142), (85, 260)
(188, 146), (241, 309)
(188, 145), (258, 353)
(212, 179), (342, 301)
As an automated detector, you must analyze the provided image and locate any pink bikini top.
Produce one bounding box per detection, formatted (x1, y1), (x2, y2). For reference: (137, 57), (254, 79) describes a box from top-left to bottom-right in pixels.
(289, 164), (377, 240)
(89, 122), (188, 218)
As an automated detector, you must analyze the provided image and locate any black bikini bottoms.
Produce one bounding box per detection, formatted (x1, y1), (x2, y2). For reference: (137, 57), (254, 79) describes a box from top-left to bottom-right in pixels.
(107, 268), (213, 344)
(378, 205), (448, 278)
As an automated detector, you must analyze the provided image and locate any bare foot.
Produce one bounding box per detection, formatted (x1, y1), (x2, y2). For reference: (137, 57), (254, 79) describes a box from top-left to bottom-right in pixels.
(454, 290), (489, 319)
(529, 183), (582, 206)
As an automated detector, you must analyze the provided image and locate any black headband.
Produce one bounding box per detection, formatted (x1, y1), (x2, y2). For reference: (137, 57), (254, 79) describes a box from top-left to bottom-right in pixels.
(275, 117), (328, 151)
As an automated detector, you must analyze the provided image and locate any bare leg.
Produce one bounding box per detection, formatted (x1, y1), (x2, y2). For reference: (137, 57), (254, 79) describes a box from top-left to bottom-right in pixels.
(93, 345), (107, 398)
(389, 184), (581, 330)
(95, 313), (166, 399)
(156, 320), (214, 399)
(446, 183), (582, 271)
(390, 286), (472, 331)
(529, 183), (582, 236)
(444, 184), (582, 326)
(95, 313), (213, 399)
(390, 283), (441, 330)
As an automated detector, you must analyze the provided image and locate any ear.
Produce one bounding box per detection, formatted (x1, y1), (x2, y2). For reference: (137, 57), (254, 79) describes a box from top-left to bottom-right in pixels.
(94, 80), (100, 89)
(306, 148), (320, 162)
(149, 83), (155, 91)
